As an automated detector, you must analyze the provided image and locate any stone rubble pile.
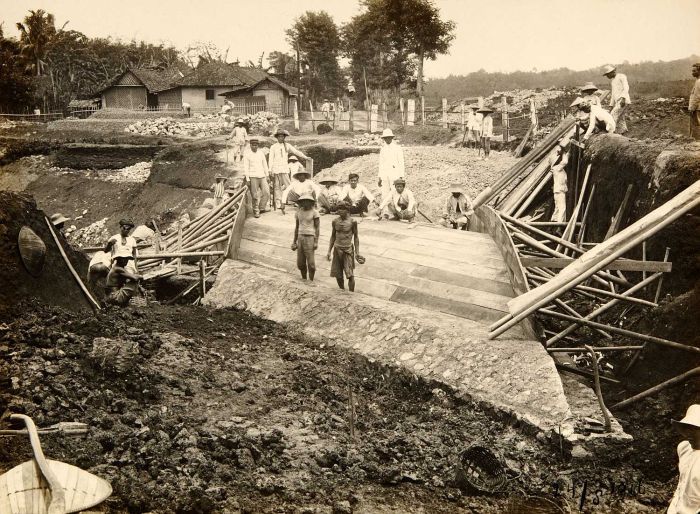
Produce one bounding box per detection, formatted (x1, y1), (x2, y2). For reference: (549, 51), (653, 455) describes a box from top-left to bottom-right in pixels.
(95, 161), (151, 183)
(124, 111), (280, 138)
(352, 132), (384, 146)
(67, 217), (110, 246)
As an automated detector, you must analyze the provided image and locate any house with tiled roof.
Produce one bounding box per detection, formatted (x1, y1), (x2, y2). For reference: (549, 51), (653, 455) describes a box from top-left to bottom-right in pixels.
(97, 61), (298, 114)
(97, 64), (191, 109)
(161, 61), (298, 114)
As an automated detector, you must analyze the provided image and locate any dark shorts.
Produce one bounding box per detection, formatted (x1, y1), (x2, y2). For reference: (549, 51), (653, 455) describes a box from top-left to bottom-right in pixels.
(330, 246), (354, 278)
(296, 234), (316, 271)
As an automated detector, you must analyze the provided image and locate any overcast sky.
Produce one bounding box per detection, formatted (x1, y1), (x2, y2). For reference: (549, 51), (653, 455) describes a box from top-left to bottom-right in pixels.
(1, 0), (698, 78)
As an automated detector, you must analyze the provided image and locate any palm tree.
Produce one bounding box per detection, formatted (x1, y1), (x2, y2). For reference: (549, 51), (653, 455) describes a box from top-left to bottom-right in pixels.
(15, 9), (62, 76)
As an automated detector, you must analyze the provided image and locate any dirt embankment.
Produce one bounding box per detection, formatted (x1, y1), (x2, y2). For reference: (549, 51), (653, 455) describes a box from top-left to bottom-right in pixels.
(0, 299), (672, 513)
(0, 192), (92, 312)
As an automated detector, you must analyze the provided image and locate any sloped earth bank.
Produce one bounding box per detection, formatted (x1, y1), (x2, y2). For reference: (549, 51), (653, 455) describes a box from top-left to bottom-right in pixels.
(0, 300), (672, 514)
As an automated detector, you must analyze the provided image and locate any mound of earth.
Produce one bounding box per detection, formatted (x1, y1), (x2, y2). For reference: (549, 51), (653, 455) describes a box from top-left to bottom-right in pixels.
(0, 191), (92, 311)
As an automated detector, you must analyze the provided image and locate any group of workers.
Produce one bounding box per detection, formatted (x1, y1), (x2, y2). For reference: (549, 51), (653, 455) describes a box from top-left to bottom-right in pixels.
(569, 64), (631, 138)
(463, 105), (495, 158)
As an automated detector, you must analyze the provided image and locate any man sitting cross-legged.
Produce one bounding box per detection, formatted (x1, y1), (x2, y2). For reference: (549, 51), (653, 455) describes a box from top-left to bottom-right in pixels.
(318, 177), (343, 215)
(340, 173), (375, 216)
(280, 169), (321, 215)
(441, 183), (474, 230)
(378, 178), (416, 222)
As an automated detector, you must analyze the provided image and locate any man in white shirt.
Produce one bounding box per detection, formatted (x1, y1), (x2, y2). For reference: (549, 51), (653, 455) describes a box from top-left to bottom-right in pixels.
(580, 82), (601, 108)
(341, 173), (375, 215)
(441, 184), (474, 230)
(478, 106), (494, 159)
(668, 404), (700, 514)
(268, 128), (310, 209)
(465, 105), (480, 149)
(379, 178), (416, 222)
(377, 128), (405, 200)
(104, 218), (138, 272)
(581, 101), (616, 140)
(280, 169), (321, 214)
(603, 64), (631, 134)
(689, 63), (700, 140)
(243, 137), (271, 218)
(321, 99), (331, 120)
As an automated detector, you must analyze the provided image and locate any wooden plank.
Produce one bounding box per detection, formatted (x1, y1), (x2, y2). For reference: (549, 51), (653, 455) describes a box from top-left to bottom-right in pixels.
(390, 286), (508, 325)
(238, 239), (511, 311)
(228, 187), (248, 258)
(382, 248), (511, 283)
(410, 266), (515, 297)
(520, 256), (672, 273)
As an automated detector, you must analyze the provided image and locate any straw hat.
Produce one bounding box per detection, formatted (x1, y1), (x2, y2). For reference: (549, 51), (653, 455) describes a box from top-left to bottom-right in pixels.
(570, 97), (585, 108)
(449, 183), (464, 194)
(248, 136), (259, 143)
(293, 169), (310, 178)
(580, 82), (598, 93)
(319, 177), (339, 184)
(50, 213), (70, 226)
(297, 193), (315, 203)
(274, 128), (290, 137)
(477, 106), (493, 114)
(381, 128), (394, 138)
(602, 64), (616, 75)
(393, 178), (406, 186)
(288, 155), (299, 162)
(215, 174), (228, 181)
(673, 404), (700, 429)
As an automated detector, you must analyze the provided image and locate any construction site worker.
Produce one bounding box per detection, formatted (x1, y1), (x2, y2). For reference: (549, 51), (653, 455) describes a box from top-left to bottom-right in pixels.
(689, 63), (700, 140)
(603, 64), (631, 134)
(378, 178), (416, 222)
(378, 128), (405, 200)
(580, 82), (601, 108)
(318, 177), (343, 215)
(321, 99), (331, 120)
(182, 102), (191, 117)
(478, 106), (494, 158)
(104, 219), (137, 271)
(466, 105), (480, 148)
(229, 119), (247, 163)
(50, 213), (70, 234)
(341, 173), (375, 215)
(104, 252), (142, 307)
(221, 99), (233, 115)
(327, 202), (364, 292)
(291, 193), (320, 282)
(268, 128), (309, 209)
(668, 404), (700, 514)
(243, 137), (270, 218)
(280, 169), (320, 214)
(549, 138), (571, 223)
(585, 106), (616, 139)
(210, 175), (228, 206)
(441, 184), (474, 230)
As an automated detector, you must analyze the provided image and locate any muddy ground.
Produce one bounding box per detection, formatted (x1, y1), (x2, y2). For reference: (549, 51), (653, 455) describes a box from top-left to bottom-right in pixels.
(0, 299), (673, 514)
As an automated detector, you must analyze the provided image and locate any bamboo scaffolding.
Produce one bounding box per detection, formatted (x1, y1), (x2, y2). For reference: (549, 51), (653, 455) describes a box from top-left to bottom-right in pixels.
(490, 180), (700, 338)
(612, 367), (700, 409)
(547, 345), (645, 353)
(538, 309), (700, 354)
(553, 298), (612, 340)
(557, 164), (591, 254)
(555, 363), (620, 384)
(527, 274), (658, 307)
(585, 344), (612, 432)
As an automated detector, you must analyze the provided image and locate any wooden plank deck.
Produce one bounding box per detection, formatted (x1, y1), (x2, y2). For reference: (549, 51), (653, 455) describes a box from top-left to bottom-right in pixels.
(236, 214), (517, 326)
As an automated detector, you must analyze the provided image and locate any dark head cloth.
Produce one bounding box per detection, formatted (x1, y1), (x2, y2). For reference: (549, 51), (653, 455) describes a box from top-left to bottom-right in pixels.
(119, 218), (135, 227)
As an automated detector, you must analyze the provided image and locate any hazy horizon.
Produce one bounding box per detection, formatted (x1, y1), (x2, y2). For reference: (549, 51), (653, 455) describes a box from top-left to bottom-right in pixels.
(1, 0), (698, 79)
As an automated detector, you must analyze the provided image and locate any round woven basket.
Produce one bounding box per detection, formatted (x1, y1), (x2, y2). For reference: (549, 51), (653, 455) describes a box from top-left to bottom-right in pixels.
(456, 444), (507, 493)
(18, 226), (46, 277)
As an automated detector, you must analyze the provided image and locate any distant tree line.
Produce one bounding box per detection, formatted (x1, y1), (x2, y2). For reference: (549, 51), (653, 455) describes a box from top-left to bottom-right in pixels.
(423, 56), (700, 101)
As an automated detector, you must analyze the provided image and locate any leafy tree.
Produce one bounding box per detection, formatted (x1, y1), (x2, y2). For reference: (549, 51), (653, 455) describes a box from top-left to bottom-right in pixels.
(268, 51), (297, 81)
(0, 25), (34, 111)
(15, 9), (64, 76)
(286, 11), (342, 103)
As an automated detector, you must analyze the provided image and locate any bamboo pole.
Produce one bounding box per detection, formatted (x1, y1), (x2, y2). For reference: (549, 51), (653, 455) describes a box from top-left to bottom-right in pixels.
(199, 259), (207, 297)
(576, 184), (596, 246)
(421, 96), (425, 126)
(613, 367), (700, 409)
(538, 309), (700, 354)
(557, 164), (591, 253)
(553, 298), (612, 339)
(512, 171), (552, 218)
(555, 363), (620, 384)
(604, 184), (634, 240)
(654, 247), (671, 303)
(492, 180), (700, 338)
(137, 251), (225, 260)
(45, 217), (101, 311)
(548, 345), (644, 353)
(309, 100), (316, 132)
(165, 266), (217, 305)
(527, 274), (658, 307)
(585, 345), (612, 432)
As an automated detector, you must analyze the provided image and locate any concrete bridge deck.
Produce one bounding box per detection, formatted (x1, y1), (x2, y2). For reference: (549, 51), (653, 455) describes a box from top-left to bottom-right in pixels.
(205, 211), (630, 454)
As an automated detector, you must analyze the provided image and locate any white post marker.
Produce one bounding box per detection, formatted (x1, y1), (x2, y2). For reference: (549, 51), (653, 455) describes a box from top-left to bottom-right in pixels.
(407, 99), (415, 126)
(442, 98), (448, 128)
